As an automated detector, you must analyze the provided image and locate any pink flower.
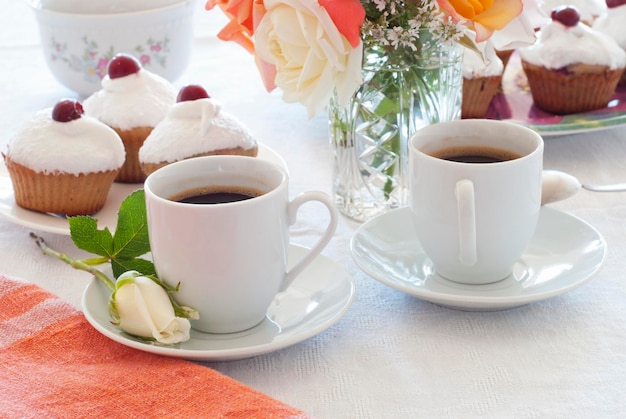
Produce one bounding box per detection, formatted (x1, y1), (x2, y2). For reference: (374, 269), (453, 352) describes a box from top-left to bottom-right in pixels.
(96, 58), (108, 78)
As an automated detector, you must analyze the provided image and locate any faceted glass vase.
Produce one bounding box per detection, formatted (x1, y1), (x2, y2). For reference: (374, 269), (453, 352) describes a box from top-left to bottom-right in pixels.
(329, 31), (463, 222)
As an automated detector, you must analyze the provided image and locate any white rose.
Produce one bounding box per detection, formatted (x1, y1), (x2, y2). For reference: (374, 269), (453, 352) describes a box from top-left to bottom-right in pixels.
(254, 0), (363, 118)
(111, 271), (191, 344)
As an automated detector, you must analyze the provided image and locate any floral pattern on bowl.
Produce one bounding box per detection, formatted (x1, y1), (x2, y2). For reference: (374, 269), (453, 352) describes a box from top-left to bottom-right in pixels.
(49, 36), (171, 84)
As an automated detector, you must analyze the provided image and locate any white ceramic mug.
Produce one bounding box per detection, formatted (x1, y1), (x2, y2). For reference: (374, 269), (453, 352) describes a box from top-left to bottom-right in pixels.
(409, 119), (544, 285)
(144, 155), (338, 333)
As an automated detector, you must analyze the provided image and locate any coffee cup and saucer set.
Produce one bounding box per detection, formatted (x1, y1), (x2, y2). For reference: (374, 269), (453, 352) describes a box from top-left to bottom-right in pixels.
(351, 119), (606, 311)
(1, 146), (355, 362)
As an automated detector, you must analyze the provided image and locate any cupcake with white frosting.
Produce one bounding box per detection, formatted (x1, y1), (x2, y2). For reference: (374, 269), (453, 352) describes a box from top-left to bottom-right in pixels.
(462, 45), (504, 119)
(519, 5), (625, 114)
(84, 53), (176, 183)
(593, 1), (626, 86)
(2, 99), (125, 215)
(139, 85), (258, 177)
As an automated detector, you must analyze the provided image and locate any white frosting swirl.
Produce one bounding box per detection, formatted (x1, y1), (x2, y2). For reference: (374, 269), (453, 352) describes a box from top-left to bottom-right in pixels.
(139, 99), (257, 164)
(6, 108), (125, 175)
(593, 5), (626, 50)
(463, 46), (503, 79)
(518, 21), (626, 70)
(83, 69), (176, 130)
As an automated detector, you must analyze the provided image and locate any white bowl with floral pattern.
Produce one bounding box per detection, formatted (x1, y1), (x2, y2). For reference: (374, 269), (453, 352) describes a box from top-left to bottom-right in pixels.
(29, 0), (196, 96)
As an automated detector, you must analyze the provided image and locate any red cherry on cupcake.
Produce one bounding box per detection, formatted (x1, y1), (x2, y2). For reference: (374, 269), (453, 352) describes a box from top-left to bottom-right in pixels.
(52, 99), (84, 123)
(551, 6), (580, 27)
(176, 85), (210, 102)
(606, 0), (626, 8)
(107, 53), (141, 79)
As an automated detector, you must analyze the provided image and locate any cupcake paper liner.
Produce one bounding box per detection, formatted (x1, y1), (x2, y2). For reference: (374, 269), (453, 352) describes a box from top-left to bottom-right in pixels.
(4, 158), (118, 216)
(521, 61), (622, 115)
(462, 75), (502, 119)
(113, 126), (153, 183)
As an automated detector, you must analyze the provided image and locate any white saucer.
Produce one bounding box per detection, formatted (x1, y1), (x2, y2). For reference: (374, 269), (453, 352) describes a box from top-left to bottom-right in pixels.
(351, 206), (606, 311)
(82, 244), (354, 362)
(0, 144), (287, 235)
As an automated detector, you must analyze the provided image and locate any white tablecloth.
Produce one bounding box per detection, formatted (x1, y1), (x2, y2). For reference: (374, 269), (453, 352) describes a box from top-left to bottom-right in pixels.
(2, 2), (626, 417)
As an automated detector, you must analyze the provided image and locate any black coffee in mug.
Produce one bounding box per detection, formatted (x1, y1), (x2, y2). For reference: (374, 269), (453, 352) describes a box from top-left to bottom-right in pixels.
(430, 145), (521, 163)
(169, 185), (265, 204)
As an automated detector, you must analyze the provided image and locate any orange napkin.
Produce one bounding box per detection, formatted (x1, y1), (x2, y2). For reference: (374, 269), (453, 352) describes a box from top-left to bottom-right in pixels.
(0, 274), (308, 418)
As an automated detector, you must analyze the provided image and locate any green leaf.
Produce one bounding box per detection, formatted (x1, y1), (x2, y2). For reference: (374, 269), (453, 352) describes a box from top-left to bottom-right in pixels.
(113, 189), (151, 260)
(68, 216), (114, 258)
(112, 257), (155, 280)
(68, 189), (154, 279)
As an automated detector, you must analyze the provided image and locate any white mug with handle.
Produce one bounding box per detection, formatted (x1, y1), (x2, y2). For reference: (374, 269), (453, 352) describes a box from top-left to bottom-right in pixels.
(144, 155), (338, 333)
(409, 119), (544, 285)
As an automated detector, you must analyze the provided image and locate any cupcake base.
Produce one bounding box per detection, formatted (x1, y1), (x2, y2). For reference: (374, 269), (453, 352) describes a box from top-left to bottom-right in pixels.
(140, 146), (259, 177)
(113, 126), (153, 183)
(521, 61), (623, 114)
(462, 75), (502, 119)
(3, 157), (119, 216)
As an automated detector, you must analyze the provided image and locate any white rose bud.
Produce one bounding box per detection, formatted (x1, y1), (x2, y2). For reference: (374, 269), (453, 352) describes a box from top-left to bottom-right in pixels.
(111, 271), (191, 344)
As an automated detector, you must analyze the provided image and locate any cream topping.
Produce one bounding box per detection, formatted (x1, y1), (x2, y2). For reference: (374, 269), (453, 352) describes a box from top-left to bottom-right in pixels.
(518, 21), (626, 70)
(139, 99), (257, 164)
(83, 69), (176, 130)
(593, 5), (626, 50)
(463, 46), (503, 79)
(6, 108), (125, 175)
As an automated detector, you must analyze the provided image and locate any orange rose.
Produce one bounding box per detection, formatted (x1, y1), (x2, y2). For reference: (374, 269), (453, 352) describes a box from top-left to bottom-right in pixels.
(205, 0), (265, 54)
(438, 0), (524, 42)
(318, 0), (365, 48)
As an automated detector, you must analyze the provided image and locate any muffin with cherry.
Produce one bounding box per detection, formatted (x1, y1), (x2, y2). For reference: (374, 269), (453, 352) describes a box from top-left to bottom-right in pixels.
(83, 53), (176, 183)
(139, 84), (258, 176)
(518, 6), (626, 114)
(3, 99), (125, 215)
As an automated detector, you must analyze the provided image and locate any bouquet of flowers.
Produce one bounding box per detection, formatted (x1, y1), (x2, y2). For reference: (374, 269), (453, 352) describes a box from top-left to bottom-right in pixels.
(205, 0), (542, 118)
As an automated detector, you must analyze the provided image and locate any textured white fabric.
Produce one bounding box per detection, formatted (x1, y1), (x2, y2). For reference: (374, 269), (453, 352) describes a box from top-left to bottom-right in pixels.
(2, 2), (626, 417)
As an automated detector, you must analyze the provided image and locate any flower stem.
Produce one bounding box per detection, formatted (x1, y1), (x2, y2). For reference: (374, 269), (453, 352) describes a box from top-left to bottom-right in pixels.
(30, 232), (116, 293)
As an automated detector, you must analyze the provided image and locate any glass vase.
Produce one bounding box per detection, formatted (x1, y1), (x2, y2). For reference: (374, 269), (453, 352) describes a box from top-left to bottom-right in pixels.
(329, 31), (463, 222)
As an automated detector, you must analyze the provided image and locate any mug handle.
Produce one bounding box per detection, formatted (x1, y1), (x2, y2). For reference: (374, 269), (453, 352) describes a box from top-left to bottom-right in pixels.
(280, 191), (339, 291)
(455, 180), (477, 266)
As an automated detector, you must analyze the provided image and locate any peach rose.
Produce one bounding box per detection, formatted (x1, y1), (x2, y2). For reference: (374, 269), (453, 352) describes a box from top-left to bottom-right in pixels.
(205, 0), (263, 54)
(438, 0), (524, 43)
(254, 0), (365, 118)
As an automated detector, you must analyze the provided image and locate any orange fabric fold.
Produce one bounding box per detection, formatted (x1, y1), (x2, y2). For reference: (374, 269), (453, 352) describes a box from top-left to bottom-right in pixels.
(0, 274), (308, 418)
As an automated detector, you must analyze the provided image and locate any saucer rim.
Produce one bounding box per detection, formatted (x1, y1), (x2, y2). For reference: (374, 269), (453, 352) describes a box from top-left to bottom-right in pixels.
(350, 206), (606, 310)
(82, 244), (354, 361)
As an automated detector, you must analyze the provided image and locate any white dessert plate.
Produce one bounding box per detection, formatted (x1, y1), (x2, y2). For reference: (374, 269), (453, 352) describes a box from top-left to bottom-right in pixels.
(351, 206), (606, 311)
(82, 244), (354, 362)
(0, 144), (286, 235)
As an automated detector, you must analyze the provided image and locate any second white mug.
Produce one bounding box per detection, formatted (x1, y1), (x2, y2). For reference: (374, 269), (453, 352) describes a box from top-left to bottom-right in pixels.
(409, 119), (544, 285)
